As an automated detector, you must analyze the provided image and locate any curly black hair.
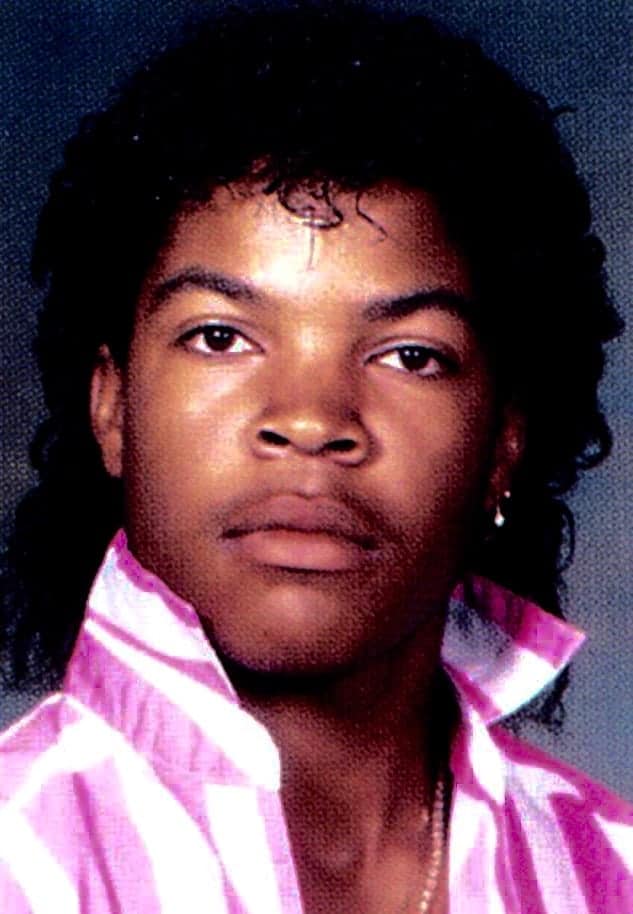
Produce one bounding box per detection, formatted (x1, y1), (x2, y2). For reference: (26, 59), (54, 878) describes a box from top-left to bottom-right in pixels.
(1, 3), (622, 729)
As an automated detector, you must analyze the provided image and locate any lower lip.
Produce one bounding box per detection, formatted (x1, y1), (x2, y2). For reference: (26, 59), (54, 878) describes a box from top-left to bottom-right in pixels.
(227, 530), (373, 571)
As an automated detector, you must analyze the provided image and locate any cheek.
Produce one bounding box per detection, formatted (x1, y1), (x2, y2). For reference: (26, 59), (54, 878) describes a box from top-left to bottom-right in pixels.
(372, 385), (495, 519)
(122, 362), (258, 501)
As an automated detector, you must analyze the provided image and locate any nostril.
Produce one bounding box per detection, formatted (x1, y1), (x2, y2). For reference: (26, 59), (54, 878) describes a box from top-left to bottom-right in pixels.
(327, 438), (357, 453)
(259, 429), (289, 446)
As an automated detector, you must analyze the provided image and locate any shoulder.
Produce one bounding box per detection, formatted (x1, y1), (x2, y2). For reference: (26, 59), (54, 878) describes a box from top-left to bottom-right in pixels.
(0, 695), (66, 797)
(491, 725), (633, 911)
(0, 693), (111, 806)
(0, 695), (78, 906)
(492, 725), (633, 823)
(0, 693), (124, 908)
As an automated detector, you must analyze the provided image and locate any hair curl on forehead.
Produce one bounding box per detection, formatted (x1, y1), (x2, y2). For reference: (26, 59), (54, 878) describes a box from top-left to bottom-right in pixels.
(260, 171), (345, 229)
(4, 4), (622, 730)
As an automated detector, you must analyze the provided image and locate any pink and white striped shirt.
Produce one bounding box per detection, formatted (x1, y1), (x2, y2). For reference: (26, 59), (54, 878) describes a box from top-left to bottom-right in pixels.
(0, 530), (631, 912)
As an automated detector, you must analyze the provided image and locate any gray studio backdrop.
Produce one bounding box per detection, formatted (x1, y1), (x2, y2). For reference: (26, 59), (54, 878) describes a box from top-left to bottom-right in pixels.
(1, 0), (631, 797)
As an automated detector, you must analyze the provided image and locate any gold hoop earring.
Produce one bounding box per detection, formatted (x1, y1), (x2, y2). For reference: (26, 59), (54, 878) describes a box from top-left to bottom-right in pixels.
(493, 490), (512, 528)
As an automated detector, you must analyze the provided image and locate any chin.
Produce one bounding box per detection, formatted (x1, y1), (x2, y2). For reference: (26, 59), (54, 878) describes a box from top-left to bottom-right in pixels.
(215, 642), (355, 687)
(208, 616), (364, 679)
(200, 600), (370, 682)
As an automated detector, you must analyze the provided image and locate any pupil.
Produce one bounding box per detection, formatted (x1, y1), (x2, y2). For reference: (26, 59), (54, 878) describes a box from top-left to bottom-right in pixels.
(400, 346), (429, 371)
(205, 327), (234, 350)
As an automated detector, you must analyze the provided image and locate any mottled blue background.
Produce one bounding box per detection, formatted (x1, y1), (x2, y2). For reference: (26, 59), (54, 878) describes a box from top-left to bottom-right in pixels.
(1, 0), (631, 797)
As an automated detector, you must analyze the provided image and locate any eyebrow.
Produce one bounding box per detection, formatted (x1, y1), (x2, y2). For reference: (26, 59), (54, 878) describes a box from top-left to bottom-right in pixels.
(361, 288), (475, 323)
(150, 266), (475, 324)
(149, 267), (263, 311)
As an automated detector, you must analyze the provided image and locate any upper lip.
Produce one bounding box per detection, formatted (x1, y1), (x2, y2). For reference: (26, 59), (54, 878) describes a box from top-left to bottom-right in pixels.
(222, 495), (378, 549)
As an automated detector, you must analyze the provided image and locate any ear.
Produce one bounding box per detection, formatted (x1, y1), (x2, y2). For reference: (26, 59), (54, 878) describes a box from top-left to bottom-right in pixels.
(90, 345), (124, 478)
(484, 404), (526, 513)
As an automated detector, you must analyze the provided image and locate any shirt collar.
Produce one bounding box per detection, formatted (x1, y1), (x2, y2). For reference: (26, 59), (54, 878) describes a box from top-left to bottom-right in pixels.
(443, 576), (585, 725)
(64, 530), (585, 782)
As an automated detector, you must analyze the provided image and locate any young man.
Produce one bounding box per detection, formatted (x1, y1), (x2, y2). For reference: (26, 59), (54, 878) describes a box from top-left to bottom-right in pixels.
(0, 6), (631, 913)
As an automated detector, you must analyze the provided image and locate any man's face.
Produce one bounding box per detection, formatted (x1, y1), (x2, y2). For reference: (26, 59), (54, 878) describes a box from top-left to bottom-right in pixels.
(93, 183), (513, 675)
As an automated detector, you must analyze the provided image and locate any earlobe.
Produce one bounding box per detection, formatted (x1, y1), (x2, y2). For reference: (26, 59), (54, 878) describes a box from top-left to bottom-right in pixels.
(90, 345), (124, 478)
(485, 405), (526, 513)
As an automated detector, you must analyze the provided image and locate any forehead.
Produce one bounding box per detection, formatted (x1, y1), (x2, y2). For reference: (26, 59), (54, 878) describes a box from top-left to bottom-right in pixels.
(149, 181), (471, 305)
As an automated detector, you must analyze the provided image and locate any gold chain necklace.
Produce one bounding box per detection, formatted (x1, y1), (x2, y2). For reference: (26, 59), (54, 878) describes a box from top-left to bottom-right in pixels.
(416, 772), (446, 914)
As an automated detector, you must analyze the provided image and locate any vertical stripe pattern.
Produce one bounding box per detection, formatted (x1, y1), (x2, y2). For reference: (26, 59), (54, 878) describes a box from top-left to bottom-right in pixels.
(0, 531), (630, 912)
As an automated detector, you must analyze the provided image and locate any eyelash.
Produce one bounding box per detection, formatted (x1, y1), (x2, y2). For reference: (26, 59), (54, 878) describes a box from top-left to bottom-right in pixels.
(178, 324), (258, 355)
(178, 323), (457, 378)
(371, 345), (456, 378)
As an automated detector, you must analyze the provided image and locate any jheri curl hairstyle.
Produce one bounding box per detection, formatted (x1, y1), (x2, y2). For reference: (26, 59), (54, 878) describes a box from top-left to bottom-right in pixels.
(1, 4), (622, 728)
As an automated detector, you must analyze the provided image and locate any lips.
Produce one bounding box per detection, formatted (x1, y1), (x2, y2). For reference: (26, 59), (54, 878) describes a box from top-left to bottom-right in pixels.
(221, 495), (379, 570)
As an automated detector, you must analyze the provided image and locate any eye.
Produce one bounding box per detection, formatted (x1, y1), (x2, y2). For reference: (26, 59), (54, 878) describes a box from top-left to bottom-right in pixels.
(373, 345), (456, 378)
(178, 324), (257, 356)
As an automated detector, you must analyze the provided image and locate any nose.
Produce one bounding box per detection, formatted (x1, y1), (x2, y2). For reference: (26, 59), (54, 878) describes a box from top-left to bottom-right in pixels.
(250, 374), (371, 466)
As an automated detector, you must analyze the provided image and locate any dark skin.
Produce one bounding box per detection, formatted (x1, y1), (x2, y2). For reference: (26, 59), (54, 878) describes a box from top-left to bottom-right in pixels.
(91, 182), (523, 913)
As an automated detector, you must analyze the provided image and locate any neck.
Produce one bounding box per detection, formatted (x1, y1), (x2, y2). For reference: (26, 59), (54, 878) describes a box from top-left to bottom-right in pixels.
(224, 622), (458, 903)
